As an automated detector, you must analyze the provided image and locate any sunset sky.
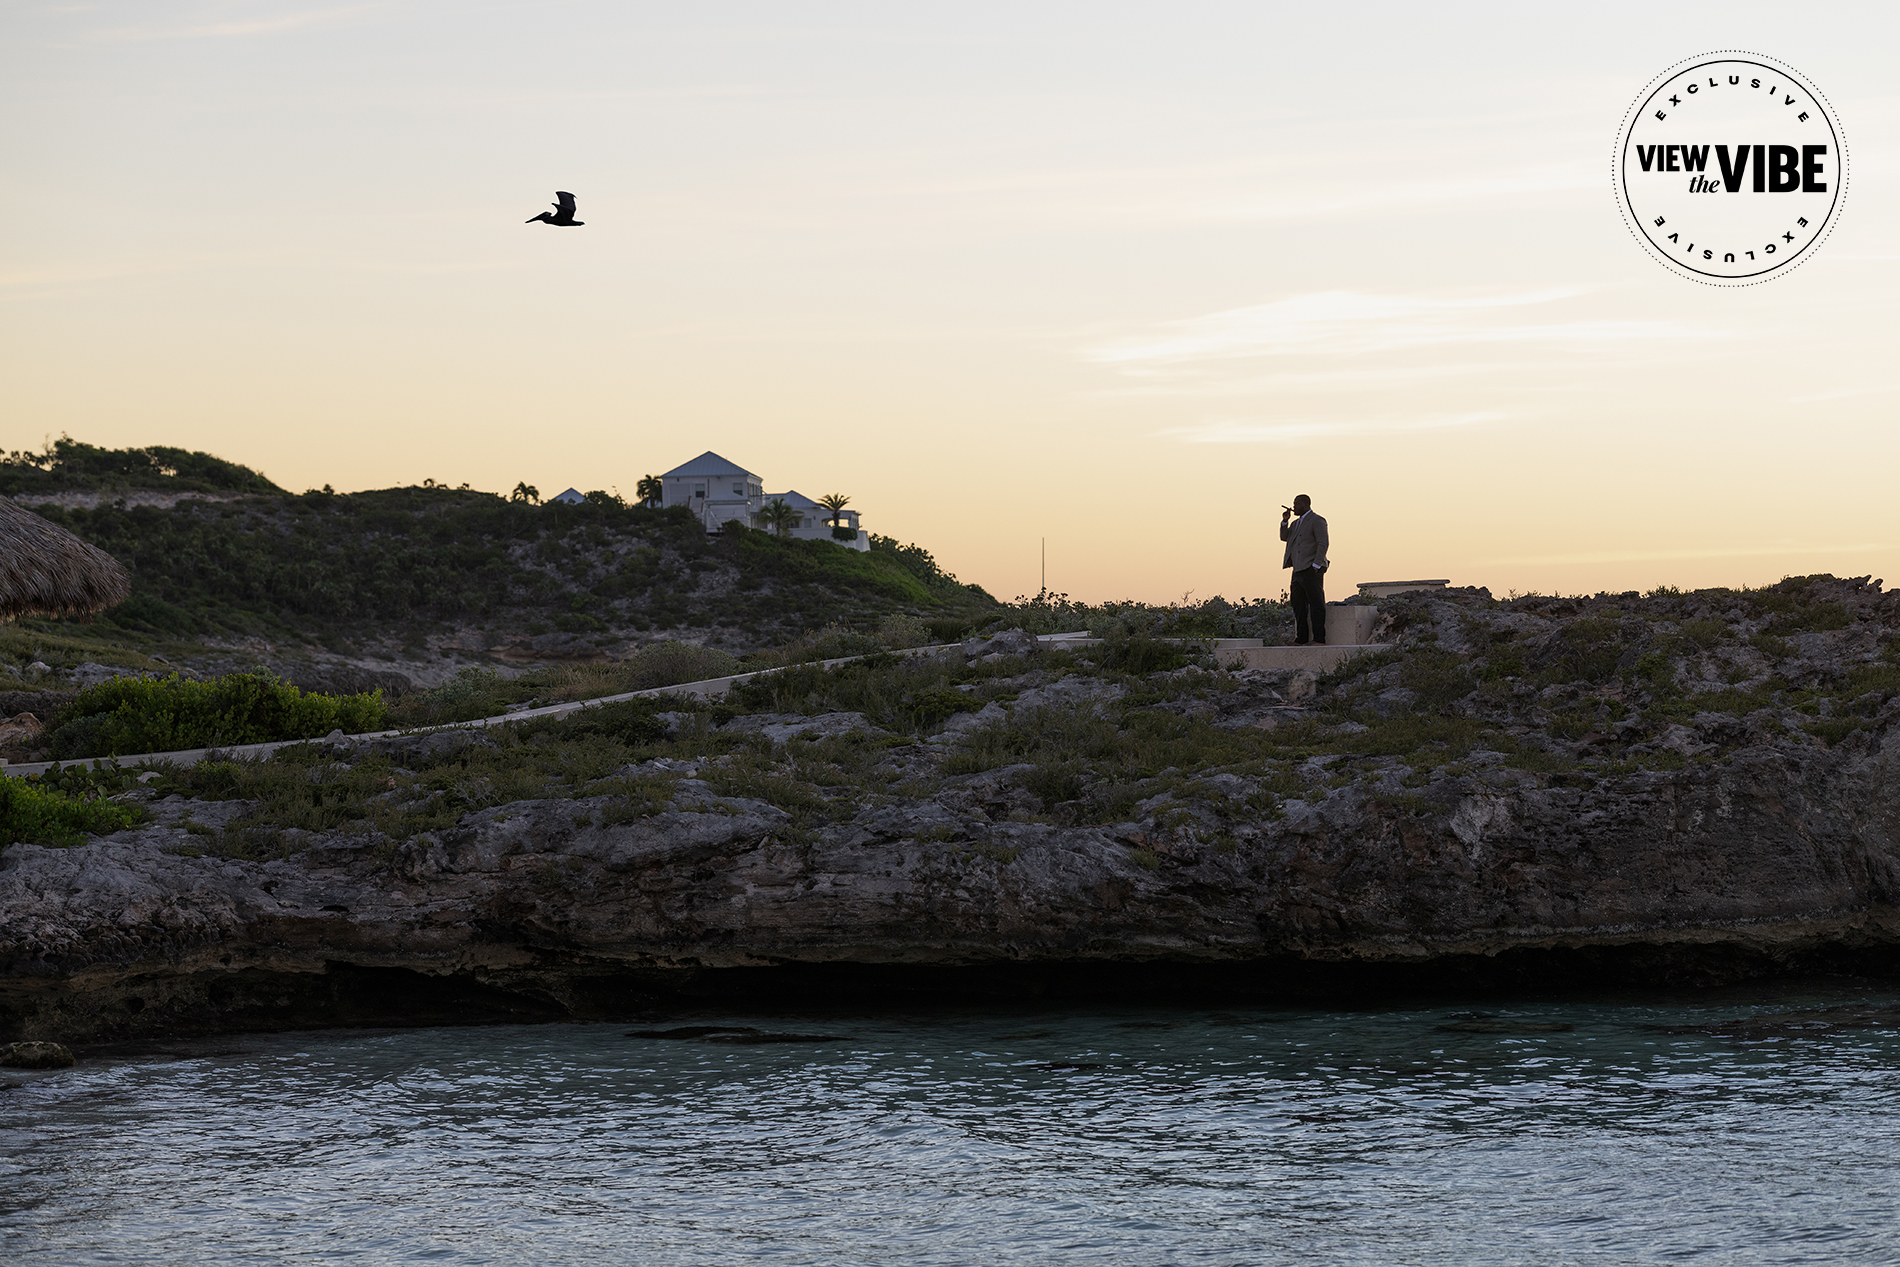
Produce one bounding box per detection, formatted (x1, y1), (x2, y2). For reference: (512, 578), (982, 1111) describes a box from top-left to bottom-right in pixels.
(4, 1), (1896, 603)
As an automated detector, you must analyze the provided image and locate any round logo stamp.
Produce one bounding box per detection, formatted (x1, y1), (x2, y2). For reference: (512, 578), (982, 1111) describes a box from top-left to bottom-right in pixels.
(1614, 53), (1847, 284)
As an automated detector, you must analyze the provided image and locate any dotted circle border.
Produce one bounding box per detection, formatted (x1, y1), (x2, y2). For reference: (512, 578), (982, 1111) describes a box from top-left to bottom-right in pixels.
(1611, 50), (1850, 287)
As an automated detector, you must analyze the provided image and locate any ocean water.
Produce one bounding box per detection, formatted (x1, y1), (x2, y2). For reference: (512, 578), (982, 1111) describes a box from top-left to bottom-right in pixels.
(4, 981), (1899, 1265)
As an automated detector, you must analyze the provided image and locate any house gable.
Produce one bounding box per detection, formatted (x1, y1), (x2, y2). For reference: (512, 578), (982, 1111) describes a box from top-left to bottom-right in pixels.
(661, 451), (762, 511)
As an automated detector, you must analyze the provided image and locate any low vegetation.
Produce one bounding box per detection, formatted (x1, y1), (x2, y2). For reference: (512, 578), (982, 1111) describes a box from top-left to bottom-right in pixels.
(0, 765), (143, 847)
(57, 572), (1892, 863)
(1004, 590), (1294, 640)
(387, 642), (744, 727)
(1, 435), (281, 497)
(48, 672), (386, 759)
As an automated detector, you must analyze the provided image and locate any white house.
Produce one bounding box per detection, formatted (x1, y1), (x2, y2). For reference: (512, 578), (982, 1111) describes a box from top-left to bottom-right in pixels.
(763, 489), (867, 548)
(659, 452), (762, 529)
(657, 451), (869, 551)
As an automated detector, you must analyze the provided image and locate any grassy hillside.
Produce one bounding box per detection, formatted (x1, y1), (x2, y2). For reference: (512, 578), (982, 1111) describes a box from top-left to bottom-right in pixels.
(2, 440), (997, 685)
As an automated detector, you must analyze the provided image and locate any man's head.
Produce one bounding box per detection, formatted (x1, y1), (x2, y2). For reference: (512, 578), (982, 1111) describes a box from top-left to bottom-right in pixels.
(1293, 494), (1311, 514)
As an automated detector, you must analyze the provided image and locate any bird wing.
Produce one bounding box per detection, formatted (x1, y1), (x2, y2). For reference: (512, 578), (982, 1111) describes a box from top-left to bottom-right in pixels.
(555, 191), (577, 215)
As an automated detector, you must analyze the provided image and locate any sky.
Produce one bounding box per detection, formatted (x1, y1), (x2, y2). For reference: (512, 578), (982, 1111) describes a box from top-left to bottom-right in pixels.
(3, 1), (1896, 604)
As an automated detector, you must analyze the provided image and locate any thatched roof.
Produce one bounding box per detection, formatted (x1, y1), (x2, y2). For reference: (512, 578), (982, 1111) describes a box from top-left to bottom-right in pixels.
(0, 495), (132, 621)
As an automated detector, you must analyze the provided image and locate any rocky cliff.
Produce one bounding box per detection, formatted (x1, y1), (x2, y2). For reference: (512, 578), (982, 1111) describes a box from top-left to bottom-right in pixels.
(5, 576), (1898, 1041)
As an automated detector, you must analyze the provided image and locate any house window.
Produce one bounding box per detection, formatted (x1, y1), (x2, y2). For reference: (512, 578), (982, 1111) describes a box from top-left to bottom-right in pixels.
(733, 483), (744, 495)
(693, 484), (705, 498)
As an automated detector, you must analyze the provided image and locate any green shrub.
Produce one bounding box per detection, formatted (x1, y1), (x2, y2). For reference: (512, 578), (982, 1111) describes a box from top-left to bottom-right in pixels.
(1530, 618), (1625, 684)
(392, 667), (517, 726)
(1400, 649), (1474, 707)
(1679, 618), (1729, 649)
(48, 672), (387, 759)
(512, 698), (670, 747)
(1018, 758), (1088, 807)
(1632, 652), (1680, 698)
(738, 531), (936, 605)
(1766, 602), (1850, 636)
(1749, 632), (1795, 659)
(867, 534), (967, 593)
(873, 613), (934, 649)
(741, 623), (884, 669)
(906, 686), (979, 727)
(726, 649), (1044, 734)
(0, 773), (141, 847)
(1086, 634), (1190, 676)
(1804, 718), (1864, 746)
(997, 592), (1289, 641)
(701, 762), (828, 816)
(615, 641), (742, 687)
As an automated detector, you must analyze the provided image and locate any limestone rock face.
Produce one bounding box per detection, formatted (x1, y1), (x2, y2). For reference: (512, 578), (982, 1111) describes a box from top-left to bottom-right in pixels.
(4, 719), (1899, 1042)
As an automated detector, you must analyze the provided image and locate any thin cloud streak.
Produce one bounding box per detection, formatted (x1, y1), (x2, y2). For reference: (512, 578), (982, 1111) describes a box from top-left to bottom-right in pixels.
(95, 4), (381, 42)
(1160, 411), (1508, 443)
(1088, 290), (1721, 367)
(1206, 163), (1598, 224)
(1081, 359), (1580, 399)
(1785, 384), (1900, 404)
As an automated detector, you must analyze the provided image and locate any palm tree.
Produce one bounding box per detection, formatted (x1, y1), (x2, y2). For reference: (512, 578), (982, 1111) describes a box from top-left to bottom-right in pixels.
(817, 492), (851, 526)
(510, 482), (540, 504)
(635, 474), (663, 507)
(755, 498), (799, 538)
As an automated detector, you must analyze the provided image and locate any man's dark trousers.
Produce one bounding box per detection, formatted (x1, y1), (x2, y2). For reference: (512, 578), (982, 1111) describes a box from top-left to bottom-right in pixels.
(1291, 568), (1326, 644)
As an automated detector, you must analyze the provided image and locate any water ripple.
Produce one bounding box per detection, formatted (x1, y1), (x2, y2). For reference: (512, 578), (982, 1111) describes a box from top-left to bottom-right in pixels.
(5, 987), (1900, 1264)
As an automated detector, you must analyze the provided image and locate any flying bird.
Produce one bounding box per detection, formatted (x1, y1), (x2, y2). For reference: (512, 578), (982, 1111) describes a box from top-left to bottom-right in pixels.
(526, 191), (584, 226)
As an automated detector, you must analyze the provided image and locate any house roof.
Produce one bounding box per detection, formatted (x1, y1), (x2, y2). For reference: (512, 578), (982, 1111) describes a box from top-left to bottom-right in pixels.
(661, 451), (758, 480)
(766, 490), (821, 508)
(549, 488), (585, 504)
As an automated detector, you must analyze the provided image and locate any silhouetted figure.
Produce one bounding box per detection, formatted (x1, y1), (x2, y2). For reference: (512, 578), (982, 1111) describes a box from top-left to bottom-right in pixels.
(525, 191), (584, 226)
(1280, 493), (1329, 645)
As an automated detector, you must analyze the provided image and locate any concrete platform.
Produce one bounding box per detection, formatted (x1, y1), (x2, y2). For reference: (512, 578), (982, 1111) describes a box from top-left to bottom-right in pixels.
(1215, 644), (1390, 673)
(1037, 634), (1265, 650)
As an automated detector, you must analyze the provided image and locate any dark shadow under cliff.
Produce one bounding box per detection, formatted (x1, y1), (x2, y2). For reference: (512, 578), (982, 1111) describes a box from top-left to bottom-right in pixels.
(13, 937), (1900, 1045)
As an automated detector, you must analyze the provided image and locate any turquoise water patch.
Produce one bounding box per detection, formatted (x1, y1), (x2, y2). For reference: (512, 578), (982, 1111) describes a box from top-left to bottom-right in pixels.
(4, 984), (1898, 1264)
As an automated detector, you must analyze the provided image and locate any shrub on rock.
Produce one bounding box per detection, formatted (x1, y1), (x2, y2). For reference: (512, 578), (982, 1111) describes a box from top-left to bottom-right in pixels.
(0, 773), (140, 846)
(48, 671), (386, 759)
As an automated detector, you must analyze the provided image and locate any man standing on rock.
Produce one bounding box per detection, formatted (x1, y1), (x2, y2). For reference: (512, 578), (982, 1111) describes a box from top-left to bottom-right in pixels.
(1280, 493), (1329, 645)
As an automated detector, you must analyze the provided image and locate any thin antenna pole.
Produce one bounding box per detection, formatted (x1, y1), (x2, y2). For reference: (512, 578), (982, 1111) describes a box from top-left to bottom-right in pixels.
(1041, 537), (1045, 593)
